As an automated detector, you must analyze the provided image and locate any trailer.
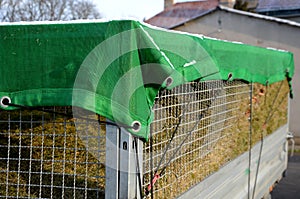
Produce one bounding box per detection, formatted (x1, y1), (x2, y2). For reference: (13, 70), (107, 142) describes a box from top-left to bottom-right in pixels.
(0, 20), (295, 198)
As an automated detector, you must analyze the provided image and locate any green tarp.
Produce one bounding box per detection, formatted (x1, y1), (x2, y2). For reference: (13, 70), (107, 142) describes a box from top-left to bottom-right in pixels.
(0, 20), (294, 139)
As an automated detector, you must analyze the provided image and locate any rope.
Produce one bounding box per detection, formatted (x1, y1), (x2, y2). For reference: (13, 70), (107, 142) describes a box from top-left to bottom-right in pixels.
(248, 82), (253, 199)
(264, 82), (268, 105)
(265, 90), (289, 125)
(134, 137), (144, 199)
(262, 81), (284, 127)
(145, 97), (191, 196)
(156, 110), (207, 176)
(149, 125), (154, 199)
(252, 135), (264, 199)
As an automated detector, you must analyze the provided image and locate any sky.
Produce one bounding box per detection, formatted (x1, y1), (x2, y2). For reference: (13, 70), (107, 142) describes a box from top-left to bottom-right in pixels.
(93, 0), (198, 20)
(94, 0), (165, 20)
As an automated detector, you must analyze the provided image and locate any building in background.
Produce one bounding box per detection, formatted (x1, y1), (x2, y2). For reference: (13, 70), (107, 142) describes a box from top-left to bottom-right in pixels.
(256, 0), (300, 22)
(146, 0), (300, 144)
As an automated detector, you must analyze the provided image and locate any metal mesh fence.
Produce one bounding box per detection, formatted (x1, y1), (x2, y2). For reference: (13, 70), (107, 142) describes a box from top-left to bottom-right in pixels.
(0, 107), (106, 199)
(143, 80), (252, 198)
(0, 79), (289, 199)
(142, 79), (289, 198)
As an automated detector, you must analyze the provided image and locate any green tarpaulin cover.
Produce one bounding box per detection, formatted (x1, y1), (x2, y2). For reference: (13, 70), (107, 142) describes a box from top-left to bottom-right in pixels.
(0, 20), (294, 139)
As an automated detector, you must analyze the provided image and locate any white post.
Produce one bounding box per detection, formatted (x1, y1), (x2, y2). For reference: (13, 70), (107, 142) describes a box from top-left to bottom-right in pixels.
(105, 123), (120, 199)
(105, 122), (143, 199)
(119, 129), (143, 199)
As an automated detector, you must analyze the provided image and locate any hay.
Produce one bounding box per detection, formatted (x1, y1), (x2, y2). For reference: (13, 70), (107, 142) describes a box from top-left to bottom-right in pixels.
(143, 80), (289, 198)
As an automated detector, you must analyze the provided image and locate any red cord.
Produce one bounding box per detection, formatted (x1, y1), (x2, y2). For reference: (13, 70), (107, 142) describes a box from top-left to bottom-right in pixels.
(146, 174), (160, 194)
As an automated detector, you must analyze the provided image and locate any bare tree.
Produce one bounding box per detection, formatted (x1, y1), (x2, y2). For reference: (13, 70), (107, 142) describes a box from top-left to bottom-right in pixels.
(0, 0), (101, 22)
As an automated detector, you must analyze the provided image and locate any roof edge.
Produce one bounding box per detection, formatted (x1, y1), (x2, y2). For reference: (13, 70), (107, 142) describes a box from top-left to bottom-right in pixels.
(169, 7), (218, 29)
(256, 7), (300, 13)
(218, 5), (300, 28)
(0, 18), (142, 26)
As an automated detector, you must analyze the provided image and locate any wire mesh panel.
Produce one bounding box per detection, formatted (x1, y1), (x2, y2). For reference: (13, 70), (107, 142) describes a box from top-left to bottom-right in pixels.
(143, 80), (252, 198)
(0, 107), (106, 199)
(143, 79), (289, 198)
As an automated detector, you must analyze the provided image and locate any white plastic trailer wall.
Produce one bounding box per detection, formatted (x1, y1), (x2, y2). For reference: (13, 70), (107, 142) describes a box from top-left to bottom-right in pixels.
(178, 124), (289, 199)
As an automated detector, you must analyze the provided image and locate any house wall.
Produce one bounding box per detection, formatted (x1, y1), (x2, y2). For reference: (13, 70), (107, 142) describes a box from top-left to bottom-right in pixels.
(174, 10), (300, 139)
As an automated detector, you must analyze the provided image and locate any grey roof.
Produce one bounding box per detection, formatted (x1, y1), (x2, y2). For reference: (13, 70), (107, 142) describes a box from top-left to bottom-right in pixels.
(146, 2), (300, 30)
(219, 5), (300, 27)
(145, 0), (218, 29)
(256, 0), (300, 12)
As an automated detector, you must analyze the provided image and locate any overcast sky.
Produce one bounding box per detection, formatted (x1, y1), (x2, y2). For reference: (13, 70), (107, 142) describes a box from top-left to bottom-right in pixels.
(94, 0), (164, 20)
(94, 0), (203, 20)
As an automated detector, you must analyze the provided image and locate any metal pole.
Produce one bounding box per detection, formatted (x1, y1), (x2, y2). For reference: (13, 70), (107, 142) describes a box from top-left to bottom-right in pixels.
(105, 122), (120, 199)
(105, 121), (143, 199)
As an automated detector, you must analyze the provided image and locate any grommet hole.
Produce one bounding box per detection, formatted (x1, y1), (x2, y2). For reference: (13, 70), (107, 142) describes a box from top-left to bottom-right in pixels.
(227, 73), (233, 80)
(165, 77), (173, 87)
(1, 96), (11, 108)
(131, 121), (141, 132)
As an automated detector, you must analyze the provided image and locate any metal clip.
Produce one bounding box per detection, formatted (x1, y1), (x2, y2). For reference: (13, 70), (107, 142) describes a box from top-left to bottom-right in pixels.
(287, 132), (295, 157)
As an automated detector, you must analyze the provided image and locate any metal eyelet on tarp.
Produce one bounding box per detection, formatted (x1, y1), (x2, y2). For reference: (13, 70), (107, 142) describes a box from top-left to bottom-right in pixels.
(165, 76), (173, 88)
(131, 120), (141, 132)
(0, 96), (11, 108)
(228, 73), (233, 80)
